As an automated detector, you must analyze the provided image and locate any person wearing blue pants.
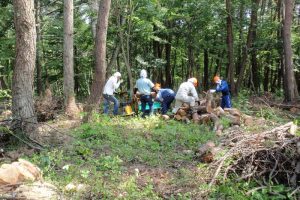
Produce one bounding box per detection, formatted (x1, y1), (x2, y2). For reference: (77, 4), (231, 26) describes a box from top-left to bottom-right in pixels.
(134, 69), (155, 118)
(154, 83), (175, 115)
(210, 76), (232, 109)
(103, 72), (123, 115)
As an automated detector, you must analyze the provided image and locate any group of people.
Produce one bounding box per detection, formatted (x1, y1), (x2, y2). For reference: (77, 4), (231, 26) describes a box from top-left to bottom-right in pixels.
(102, 69), (232, 117)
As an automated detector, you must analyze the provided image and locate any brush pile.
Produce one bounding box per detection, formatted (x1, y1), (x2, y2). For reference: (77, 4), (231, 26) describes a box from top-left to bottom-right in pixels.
(209, 122), (300, 189)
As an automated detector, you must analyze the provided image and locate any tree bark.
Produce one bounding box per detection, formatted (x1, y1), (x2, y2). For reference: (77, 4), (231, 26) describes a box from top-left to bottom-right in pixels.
(118, 3), (134, 97)
(283, 0), (299, 102)
(226, 0), (235, 93)
(35, 0), (43, 96)
(63, 0), (79, 118)
(12, 0), (37, 132)
(87, 0), (112, 106)
(235, 0), (260, 93)
(165, 33), (172, 87)
(203, 49), (209, 90)
(236, 1), (244, 76)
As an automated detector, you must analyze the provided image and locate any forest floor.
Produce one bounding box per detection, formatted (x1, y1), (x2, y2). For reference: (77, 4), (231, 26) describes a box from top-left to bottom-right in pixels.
(0, 91), (300, 199)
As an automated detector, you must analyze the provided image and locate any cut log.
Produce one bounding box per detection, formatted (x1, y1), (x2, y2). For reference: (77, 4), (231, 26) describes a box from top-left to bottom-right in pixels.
(174, 115), (182, 121)
(161, 115), (170, 120)
(192, 113), (200, 124)
(177, 109), (187, 116)
(243, 115), (253, 126)
(225, 114), (241, 126)
(195, 141), (216, 163)
(199, 114), (211, 124)
(224, 108), (241, 117)
(213, 107), (225, 117)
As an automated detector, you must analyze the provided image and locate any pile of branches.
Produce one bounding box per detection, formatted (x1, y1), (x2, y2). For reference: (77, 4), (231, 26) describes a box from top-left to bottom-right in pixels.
(173, 92), (244, 134)
(209, 122), (300, 188)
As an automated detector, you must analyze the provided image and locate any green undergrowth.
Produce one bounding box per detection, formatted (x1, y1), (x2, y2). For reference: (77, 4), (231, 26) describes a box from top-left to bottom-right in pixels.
(28, 115), (217, 199)
(210, 179), (299, 200)
(232, 90), (292, 124)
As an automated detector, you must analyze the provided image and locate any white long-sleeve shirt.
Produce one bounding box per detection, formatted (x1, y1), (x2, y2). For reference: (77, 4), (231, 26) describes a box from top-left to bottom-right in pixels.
(103, 76), (120, 95)
(175, 81), (199, 101)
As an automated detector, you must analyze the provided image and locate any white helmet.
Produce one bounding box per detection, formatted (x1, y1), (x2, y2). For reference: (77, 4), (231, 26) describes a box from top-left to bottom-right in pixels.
(140, 69), (147, 78)
(113, 72), (121, 78)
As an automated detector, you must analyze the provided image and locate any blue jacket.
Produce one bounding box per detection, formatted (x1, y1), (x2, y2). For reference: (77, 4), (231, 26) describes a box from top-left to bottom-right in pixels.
(216, 80), (230, 96)
(156, 89), (175, 102)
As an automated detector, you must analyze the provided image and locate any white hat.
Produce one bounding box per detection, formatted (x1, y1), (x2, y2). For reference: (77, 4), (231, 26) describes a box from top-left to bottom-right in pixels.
(114, 72), (121, 77)
(140, 69), (147, 78)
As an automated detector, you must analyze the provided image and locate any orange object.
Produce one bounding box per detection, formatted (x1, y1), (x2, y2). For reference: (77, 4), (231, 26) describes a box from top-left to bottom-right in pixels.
(190, 78), (198, 87)
(154, 83), (161, 90)
(213, 76), (220, 83)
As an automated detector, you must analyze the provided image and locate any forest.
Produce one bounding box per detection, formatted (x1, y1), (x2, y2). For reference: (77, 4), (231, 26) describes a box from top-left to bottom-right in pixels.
(0, 0), (300, 199)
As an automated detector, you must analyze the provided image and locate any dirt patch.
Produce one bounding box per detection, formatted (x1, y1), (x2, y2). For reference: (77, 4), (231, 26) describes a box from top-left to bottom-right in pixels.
(125, 163), (210, 199)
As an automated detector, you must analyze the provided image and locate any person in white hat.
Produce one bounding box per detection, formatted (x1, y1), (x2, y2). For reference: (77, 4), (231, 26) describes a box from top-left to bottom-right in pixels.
(103, 72), (123, 115)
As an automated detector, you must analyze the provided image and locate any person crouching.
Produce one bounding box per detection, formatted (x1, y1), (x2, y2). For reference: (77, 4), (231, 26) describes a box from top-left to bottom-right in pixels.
(172, 78), (199, 114)
(154, 83), (175, 115)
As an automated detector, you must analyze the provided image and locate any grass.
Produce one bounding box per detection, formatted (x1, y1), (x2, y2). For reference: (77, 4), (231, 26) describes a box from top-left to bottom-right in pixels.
(27, 115), (217, 199)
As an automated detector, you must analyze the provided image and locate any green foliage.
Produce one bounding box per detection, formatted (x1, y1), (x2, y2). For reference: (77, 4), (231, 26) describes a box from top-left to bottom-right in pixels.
(210, 179), (299, 200)
(27, 116), (217, 198)
(0, 89), (11, 100)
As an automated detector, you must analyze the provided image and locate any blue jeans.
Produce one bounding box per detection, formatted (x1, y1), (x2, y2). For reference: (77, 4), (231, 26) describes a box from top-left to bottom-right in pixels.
(221, 95), (232, 109)
(161, 95), (175, 114)
(140, 95), (153, 117)
(103, 94), (119, 115)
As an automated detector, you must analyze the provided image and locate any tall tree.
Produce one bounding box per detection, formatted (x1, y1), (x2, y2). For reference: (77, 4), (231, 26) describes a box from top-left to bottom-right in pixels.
(88, 0), (112, 106)
(35, 0), (43, 96)
(226, 0), (235, 93)
(63, 0), (79, 118)
(12, 0), (37, 132)
(235, 0), (260, 93)
(283, 0), (299, 101)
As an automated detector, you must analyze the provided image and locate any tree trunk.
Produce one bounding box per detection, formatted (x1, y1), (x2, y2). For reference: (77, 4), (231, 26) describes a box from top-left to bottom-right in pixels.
(263, 56), (270, 91)
(165, 34), (172, 88)
(226, 0), (235, 93)
(235, 0), (260, 94)
(90, 0), (99, 39)
(12, 0), (37, 133)
(118, 3), (134, 97)
(106, 43), (120, 78)
(35, 0), (43, 96)
(203, 49), (209, 90)
(63, 0), (79, 118)
(283, 0), (299, 102)
(236, 1), (244, 76)
(187, 43), (194, 78)
(88, 0), (112, 106)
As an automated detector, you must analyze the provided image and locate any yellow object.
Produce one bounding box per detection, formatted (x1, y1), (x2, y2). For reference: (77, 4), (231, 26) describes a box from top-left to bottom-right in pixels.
(213, 76), (220, 83)
(125, 105), (134, 115)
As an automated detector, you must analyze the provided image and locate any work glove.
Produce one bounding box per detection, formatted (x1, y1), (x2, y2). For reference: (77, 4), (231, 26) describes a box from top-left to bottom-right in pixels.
(209, 89), (216, 93)
(119, 79), (124, 84)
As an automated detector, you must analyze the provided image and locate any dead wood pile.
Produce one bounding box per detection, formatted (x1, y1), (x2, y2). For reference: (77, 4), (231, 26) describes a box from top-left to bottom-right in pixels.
(209, 122), (300, 188)
(173, 92), (247, 134)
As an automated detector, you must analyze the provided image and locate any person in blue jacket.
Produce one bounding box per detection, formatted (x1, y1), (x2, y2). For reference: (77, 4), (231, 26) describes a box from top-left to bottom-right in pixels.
(209, 76), (232, 109)
(154, 83), (176, 115)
